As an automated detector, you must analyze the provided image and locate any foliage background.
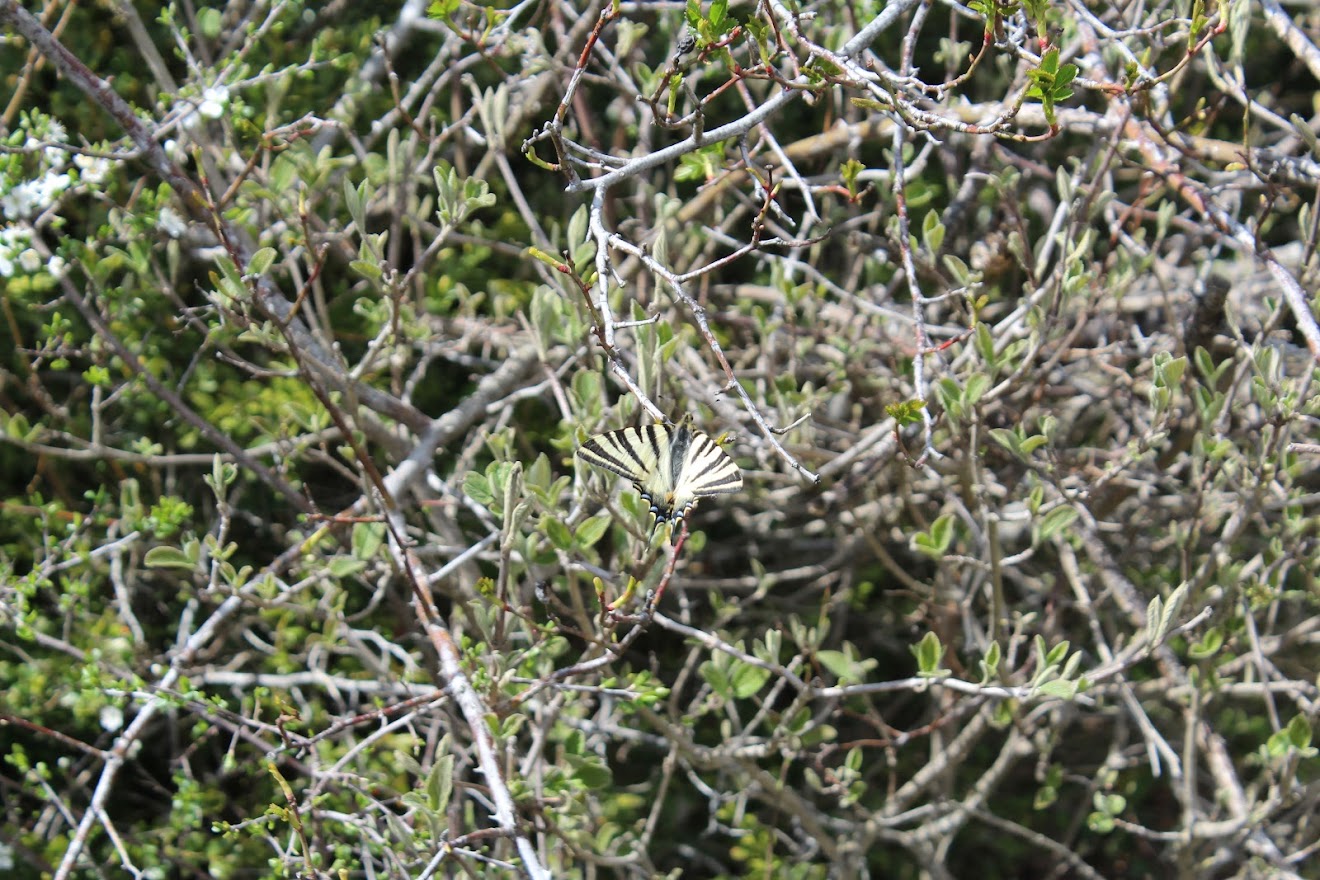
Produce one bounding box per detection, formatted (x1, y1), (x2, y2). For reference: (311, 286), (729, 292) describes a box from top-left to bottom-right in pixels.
(2, 0), (1319, 878)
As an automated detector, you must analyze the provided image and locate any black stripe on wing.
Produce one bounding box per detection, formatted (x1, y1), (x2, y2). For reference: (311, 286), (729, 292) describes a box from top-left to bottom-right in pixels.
(577, 425), (669, 484)
(677, 432), (743, 496)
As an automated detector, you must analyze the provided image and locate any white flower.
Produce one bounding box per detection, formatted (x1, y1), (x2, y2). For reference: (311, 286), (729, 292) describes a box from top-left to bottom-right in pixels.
(0, 226), (27, 275)
(2, 171), (71, 219)
(157, 206), (187, 238)
(74, 154), (113, 185)
(199, 84), (230, 119)
(0, 224), (30, 251)
(1, 181), (38, 219)
(179, 83), (233, 129)
(44, 120), (68, 164)
(46, 254), (66, 279)
(24, 127), (68, 166)
(99, 704), (124, 732)
(18, 248), (41, 273)
(32, 174), (71, 209)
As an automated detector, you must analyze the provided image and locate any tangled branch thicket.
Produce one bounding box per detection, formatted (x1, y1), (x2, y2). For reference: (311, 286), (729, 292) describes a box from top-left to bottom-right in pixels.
(2, 0), (1319, 877)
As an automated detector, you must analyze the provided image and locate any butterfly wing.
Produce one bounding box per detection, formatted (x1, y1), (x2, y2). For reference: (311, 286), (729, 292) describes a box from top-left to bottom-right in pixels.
(674, 426), (743, 502)
(578, 421), (742, 542)
(577, 424), (671, 494)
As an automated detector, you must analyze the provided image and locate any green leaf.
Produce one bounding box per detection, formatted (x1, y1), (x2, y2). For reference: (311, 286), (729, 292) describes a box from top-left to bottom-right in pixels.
(524, 454), (552, 493)
(910, 631), (948, 677)
(699, 660), (732, 698)
(992, 699), (1016, 727)
(964, 373), (990, 406)
(351, 521), (386, 560)
(1145, 594), (1162, 646)
(885, 398), (927, 426)
(1043, 638), (1070, 668)
(945, 254), (976, 286)
(913, 513), (955, 557)
(988, 427), (1020, 457)
(574, 515), (611, 548)
(543, 517), (574, 550)
(730, 662), (771, 698)
(530, 287), (562, 351)
(350, 259), (382, 281)
(428, 0), (462, 19)
(196, 7), (223, 38)
(1286, 714), (1313, 749)
(1188, 626), (1223, 659)
(817, 650), (864, 683)
(327, 557), (367, 578)
(1267, 729), (1293, 757)
(144, 545), (196, 569)
(2, 411), (32, 440)
(1150, 583), (1187, 648)
(709, 0), (729, 31)
(566, 753), (612, 790)
(978, 641), (1001, 684)
(1020, 434), (1048, 455)
(840, 158), (864, 196)
(684, 0), (703, 30)
(427, 753), (454, 814)
(463, 472), (494, 506)
(343, 178), (367, 231)
(974, 322), (995, 366)
(921, 210), (946, 253)
(1035, 506), (1077, 541)
(246, 247), (277, 277)
(1036, 679), (1078, 700)
(1094, 792), (1126, 815)
(1088, 812), (1116, 834)
(1292, 113), (1320, 158)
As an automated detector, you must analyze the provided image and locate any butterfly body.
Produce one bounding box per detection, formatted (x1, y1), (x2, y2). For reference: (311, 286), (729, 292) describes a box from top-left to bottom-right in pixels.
(577, 419), (742, 542)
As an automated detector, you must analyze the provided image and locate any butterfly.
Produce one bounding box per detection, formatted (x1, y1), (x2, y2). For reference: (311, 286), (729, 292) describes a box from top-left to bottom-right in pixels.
(576, 418), (743, 544)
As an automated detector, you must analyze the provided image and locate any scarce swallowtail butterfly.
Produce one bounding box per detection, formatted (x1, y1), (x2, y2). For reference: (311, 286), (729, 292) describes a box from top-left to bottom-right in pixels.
(577, 418), (743, 544)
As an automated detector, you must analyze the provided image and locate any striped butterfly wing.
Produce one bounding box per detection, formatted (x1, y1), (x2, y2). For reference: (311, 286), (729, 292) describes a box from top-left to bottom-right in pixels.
(577, 421), (741, 541)
(577, 424), (672, 513)
(576, 424), (668, 483)
(671, 423), (743, 509)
